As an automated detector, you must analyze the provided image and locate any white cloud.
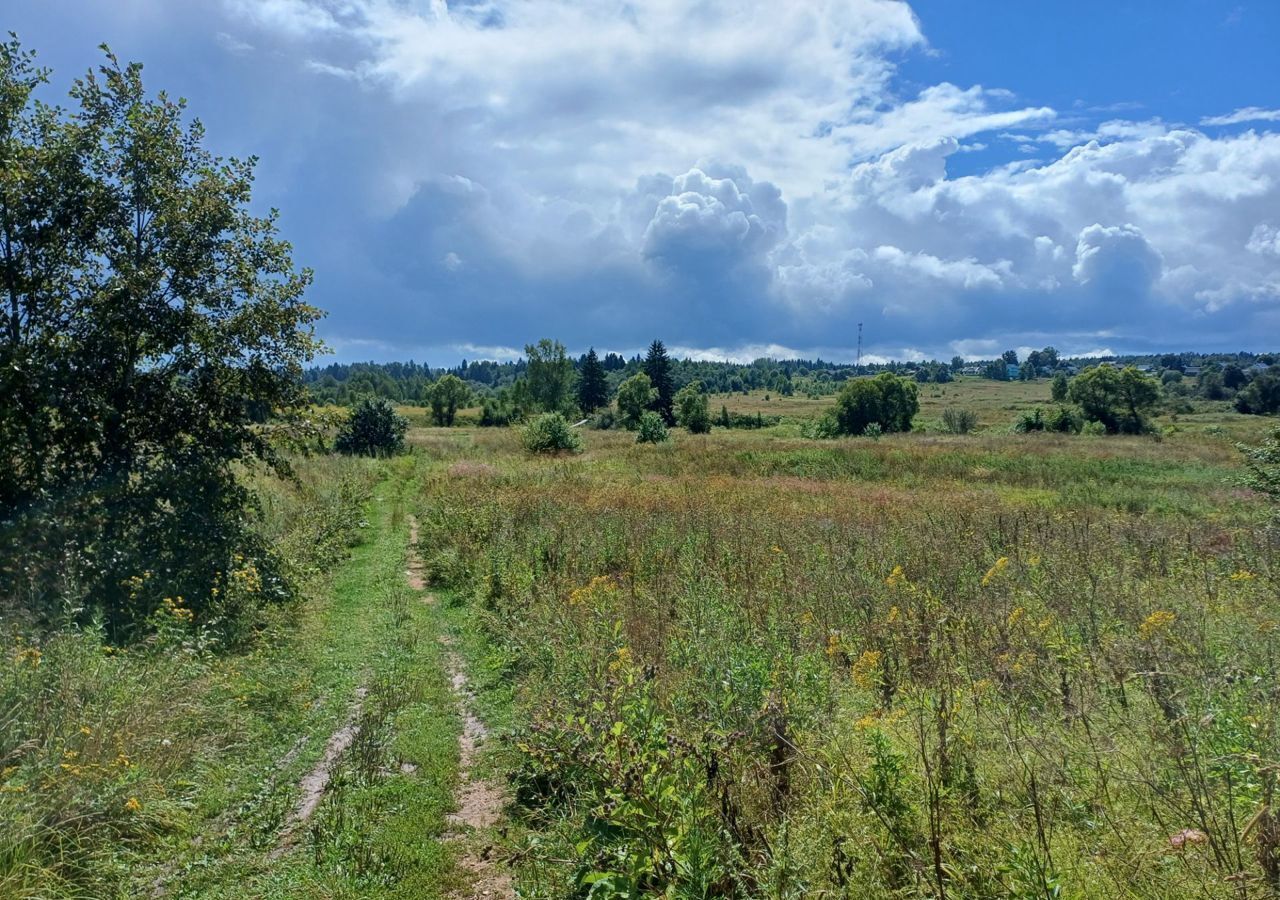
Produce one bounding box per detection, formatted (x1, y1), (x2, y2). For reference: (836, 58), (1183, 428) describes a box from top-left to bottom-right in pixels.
(1202, 107), (1280, 126)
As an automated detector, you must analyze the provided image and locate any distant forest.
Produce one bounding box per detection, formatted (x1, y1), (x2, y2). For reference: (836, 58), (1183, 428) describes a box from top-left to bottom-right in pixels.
(304, 346), (1279, 406)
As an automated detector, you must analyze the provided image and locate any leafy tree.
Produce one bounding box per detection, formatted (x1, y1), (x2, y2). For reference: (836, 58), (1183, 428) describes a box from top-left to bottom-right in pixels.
(643, 339), (676, 424)
(1236, 368), (1280, 415)
(521, 412), (581, 454)
(984, 359), (1009, 381)
(636, 411), (670, 444)
(674, 381), (711, 433)
(1002, 349), (1019, 366)
(577, 347), (609, 413)
(829, 373), (919, 436)
(1, 41), (321, 632)
(1222, 364), (1247, 390)
(1067, 365), (1161, 434)
(616, 372), (657, 430)
(335, 398), (407, 456)
(524, 338), (576, 414)
(1051, 372), (1070, 402)
(950, 356), (964, 372)
(428, 373), (470, 426)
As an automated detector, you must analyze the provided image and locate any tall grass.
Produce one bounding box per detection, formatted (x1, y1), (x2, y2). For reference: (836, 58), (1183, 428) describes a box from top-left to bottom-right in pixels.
(419, 426), (1280, 897)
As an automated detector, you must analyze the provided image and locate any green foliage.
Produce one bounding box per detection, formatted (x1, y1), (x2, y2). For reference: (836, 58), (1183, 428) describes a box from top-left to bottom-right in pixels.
(616, 372), (657, 430)
(941, 407), (978, 435)
(643, 339), (675, 425)
(335, 398), (407, 456)
(427, 373), (470, 426)
(674, 381), (711, 434)
(1051, 371), (1069, 402)
(0, 40), (321, 634)
(1238, 426), (1280, 511)
(523, 338), (576, 415)
(1068, 365), (1161, 434)
(521, 412), (582, 454)
(829, 373), (919, 436)
(577, 347), (609, 413)
(1236, 368), (1280, 415)
(635, 411), (670, 444)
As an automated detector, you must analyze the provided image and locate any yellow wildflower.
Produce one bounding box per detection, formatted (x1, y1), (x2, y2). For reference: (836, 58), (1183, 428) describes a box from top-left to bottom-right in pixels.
(1229, 569), (1257, 582)
(887, 605), (900, 624)
(851, 650), (882, 689)
(124, 797), (141, 813)
(981, 557), (1010, 587)
(1139, 610), (1177, 639)
(1007, 606), (1026, 627)
(885, 566), (907, 588)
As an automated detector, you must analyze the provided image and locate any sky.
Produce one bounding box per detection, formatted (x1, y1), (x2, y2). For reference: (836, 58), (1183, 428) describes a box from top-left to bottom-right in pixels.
(8, 0), (1280, 364)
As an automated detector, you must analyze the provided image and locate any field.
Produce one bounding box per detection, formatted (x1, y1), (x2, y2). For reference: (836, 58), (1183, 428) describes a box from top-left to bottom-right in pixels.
(4, 379), (1279, 898)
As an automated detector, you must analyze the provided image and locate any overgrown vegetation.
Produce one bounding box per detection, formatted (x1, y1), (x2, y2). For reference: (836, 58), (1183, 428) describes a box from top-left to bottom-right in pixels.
(335, 397), (409, 457)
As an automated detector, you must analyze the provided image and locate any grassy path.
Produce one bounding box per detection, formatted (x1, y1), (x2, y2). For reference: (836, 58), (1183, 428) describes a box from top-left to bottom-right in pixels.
(155, 459), (464, 898)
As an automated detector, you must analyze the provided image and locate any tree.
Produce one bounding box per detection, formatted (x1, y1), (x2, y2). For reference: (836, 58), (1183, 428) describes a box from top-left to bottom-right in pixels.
(984, 359), (1009, 381)
(616, 372), (657, 430)
(1238, 426), (1280, 516)
(523, 338), (576, 414)
(674, 381), (711, 433)
(1067, 365), (1161, 434)
(829, 373), (919, 436)
(1, 42), (322, 632)
(1051, 372), (1070, 402)
(644, 339), (676, 424)
(1222, 364), (1247, 390)
(950, 356), (964, 372)
(1236, 368), (1280, 415)
(577, 347), (609, 413)
(428, 373), (470, 426)
(335, 398), (407, 456)
(1002, 349), (1019, 366)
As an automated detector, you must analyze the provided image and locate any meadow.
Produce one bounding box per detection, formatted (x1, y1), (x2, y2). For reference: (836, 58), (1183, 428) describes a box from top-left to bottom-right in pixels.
(3, 378), (1278, 898)
(410, 383), (1279, 898)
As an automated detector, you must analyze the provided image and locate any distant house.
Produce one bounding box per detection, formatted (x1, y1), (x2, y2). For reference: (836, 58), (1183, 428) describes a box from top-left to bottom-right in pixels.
(1248, 362), (1270, 374)
(1134, 364), (1154, 373)
(960, 365), (983, 376)
(1184, 365), (1202, 377)
(1006, 363), (1020, 379)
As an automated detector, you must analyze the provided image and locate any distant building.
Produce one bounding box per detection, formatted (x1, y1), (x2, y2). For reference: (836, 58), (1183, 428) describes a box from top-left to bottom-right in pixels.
(1006, 363), (1020, 379)
(960, 365), (983, 376)
(1184, 365), (1202, 377)
(1248, 362), (1270, 374)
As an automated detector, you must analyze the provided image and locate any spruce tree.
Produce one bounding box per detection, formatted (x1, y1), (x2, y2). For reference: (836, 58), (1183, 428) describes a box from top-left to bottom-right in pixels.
(577, 348), (609, 413)
(644, 339), (675, 424)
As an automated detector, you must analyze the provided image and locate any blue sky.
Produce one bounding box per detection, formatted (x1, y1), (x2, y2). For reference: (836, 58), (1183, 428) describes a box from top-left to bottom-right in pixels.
(8, 0), (1280, 364)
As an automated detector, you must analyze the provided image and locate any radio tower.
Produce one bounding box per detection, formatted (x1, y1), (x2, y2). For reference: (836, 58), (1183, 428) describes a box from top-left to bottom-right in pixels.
(856, 322), (863, 369)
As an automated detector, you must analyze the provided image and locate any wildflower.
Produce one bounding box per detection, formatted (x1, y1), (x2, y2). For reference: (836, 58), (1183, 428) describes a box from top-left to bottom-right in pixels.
(887, 605), (899, 624)
(608, 646), (632, 673)
(1229, 569), (1257, 582)
(1139, 610), (1177, 639)
(825, 633), (842, 658)
(125, 797), (142, 813)
(1007, 606), (1026, 627)
(79, 726), (93, 736)
(981, 557), (1010, 587)
(855, 712), (881, 730)
(851, 650), (882, 689)
(885, 566), (907, 588)
(13, 647), (41, 668)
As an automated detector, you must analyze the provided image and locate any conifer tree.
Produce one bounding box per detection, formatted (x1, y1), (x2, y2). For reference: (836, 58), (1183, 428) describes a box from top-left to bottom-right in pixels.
(577, 348), (609, 413)
(644, 339), (675, 424)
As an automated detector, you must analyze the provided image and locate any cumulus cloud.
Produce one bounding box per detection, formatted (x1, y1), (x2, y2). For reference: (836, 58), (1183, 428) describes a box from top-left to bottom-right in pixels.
(15, 0), (1278, 362)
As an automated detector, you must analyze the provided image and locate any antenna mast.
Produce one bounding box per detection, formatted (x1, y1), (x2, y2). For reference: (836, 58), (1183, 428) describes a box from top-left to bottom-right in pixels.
(856, 322), (863, 369)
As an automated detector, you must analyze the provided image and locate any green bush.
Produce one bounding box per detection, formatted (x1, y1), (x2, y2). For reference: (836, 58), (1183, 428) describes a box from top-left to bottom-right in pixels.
(941, 407), (978, 435)
(334, 398), (408, 456)
(675, 382), (711, 434)
(521, 413), (582, 454)
(828, 373), (919, 436)
(636, 411), (670, 444)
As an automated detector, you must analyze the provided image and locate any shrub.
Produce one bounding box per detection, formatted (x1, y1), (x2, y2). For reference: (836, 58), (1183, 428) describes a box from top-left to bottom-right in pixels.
(1014, 408), (1046, 433)
(591, 409), (618, 430)
(1081, 420), (1107, 436)
(427, 373), (470, 426)
(636, 411), (670, 444)
(828, 373), (918, 436)
(521, 413), (582, 454)
(334, 398), (408, 456)
(941, 407), (978, 435)
(1068, 365), (1161, 434)
(1045, 405), (1083, 433)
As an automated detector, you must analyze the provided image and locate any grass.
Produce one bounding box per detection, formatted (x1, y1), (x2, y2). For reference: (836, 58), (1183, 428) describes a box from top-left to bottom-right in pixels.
(1, 455), (465, 898)
(409, 400), (1280, 898)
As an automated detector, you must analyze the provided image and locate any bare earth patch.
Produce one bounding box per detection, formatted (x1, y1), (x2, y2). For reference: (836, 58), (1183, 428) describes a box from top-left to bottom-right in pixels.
(407, 516), (512, 899)
(273, 685), (368, 854)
